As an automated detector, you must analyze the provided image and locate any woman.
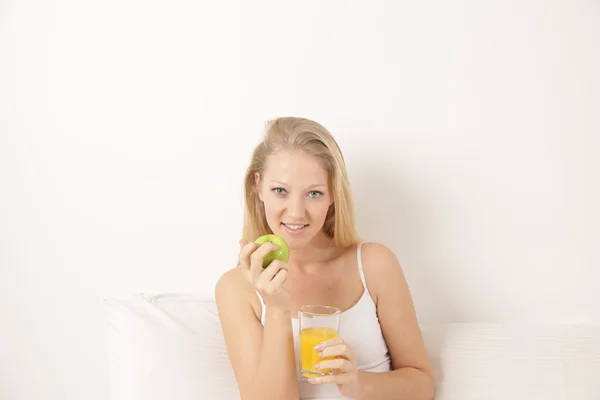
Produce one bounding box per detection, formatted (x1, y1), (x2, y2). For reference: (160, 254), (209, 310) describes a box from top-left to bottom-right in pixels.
(215, 117), (434, 400)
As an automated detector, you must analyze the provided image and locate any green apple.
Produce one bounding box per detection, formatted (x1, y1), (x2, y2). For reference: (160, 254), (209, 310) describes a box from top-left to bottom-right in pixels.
(254, 234), (290, 268)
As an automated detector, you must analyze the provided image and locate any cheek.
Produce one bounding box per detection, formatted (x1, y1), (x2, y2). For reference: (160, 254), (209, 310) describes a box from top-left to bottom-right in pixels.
(262, 197), (282, 216)
(308, 201), (331, 220)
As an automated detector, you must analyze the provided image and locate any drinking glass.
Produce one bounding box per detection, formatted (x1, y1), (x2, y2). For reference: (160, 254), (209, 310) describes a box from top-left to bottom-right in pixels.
(298, 305), (341, 378)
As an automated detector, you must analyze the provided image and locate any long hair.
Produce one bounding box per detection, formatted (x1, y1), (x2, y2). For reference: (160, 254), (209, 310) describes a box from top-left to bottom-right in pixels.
(241, 117), (361, 246)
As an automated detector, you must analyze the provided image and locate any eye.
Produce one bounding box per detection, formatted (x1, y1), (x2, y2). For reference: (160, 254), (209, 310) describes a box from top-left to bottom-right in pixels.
(308, 191), (323, 198)
(272, 187), (287, 195)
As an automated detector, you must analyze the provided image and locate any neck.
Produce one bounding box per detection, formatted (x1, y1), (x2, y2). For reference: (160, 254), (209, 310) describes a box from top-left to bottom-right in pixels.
(287, 231), (338, 267)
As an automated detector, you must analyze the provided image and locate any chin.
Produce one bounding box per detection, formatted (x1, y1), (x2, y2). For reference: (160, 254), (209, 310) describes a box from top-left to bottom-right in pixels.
(275, 224), (315, 248)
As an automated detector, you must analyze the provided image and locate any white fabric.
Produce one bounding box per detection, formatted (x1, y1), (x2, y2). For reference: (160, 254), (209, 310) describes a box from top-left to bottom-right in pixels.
(256, 241), (392, 399)
(422, 323), (600, 400)
(104, 293), (600, 400)
(104, 293), (239, 400)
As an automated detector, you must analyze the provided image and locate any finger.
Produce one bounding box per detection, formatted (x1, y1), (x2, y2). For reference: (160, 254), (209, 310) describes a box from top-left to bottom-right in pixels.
(319, 343), (353, 360)
(255, 261), (286, 291)
(314, 358), (355, 372)
(257, 268), (288, 295)
(308, 373), (354, 385)
(314, 336), (344, 351)
(239, 241), (259, 267)
(241, 241), (260, 256)
(269, 268), (288, 289)
(249, 242), (279, 282)
(256, 259), (288, 286)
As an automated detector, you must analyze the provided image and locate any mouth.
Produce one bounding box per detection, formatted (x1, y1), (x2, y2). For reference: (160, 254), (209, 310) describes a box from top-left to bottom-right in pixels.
(281, 223), (309, 232)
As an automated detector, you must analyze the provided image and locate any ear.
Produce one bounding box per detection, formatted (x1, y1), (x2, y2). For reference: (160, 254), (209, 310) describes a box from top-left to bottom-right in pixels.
(255, 172), (264, 202)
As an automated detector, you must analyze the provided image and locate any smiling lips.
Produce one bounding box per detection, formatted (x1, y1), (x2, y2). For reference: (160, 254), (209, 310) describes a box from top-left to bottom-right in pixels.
(284, 223), (307, 230)
(282, 223), (308, 234)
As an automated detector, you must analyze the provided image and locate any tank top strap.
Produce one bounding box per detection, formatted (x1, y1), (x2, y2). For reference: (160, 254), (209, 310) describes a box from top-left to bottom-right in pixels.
(357, 241), (368, 288)
(255, 290), (266, 325)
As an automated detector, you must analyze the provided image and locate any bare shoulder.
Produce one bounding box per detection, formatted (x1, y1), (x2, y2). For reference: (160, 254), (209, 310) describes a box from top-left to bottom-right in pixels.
(359, 241), (434, 382)
(358, 242), (406, 303)
(361, 242), (400, 269)
(215, 265), (246, 295)
(214, 266), (261, 322)
(359, 241), (398, 264)
(214, 266), (272, 395)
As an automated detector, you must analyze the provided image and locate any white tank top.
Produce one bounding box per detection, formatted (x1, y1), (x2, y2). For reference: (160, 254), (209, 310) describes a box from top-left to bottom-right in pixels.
(256, 241), (392, 399)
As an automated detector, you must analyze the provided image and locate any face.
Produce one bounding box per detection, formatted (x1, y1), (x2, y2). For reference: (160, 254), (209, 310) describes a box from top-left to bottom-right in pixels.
(256, 149), (334, 248)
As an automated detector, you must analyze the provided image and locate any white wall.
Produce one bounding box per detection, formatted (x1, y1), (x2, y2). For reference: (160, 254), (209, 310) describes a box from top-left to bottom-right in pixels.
(1, 0), (599, 399)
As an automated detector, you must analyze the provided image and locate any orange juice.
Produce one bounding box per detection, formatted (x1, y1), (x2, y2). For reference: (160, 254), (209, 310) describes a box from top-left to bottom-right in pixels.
(299, 327), (339, 377)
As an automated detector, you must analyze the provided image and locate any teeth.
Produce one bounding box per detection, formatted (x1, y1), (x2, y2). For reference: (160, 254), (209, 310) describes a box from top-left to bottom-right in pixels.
(285, 224), (306, 230)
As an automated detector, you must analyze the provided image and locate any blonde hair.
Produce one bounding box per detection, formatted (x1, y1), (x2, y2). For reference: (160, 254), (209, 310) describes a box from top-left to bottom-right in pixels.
(242, 117), (361, 247)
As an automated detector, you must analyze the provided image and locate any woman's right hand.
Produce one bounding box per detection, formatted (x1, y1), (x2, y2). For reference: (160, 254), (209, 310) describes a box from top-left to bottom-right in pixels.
(238, 239), (290, 311)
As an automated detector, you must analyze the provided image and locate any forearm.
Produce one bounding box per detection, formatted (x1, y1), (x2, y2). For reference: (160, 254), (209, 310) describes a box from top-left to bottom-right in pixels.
(248, 307), (298, 400)
(356, 367), (434, 400)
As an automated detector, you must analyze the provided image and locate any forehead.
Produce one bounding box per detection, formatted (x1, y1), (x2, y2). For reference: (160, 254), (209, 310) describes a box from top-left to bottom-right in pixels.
(263, 150), (329, 186)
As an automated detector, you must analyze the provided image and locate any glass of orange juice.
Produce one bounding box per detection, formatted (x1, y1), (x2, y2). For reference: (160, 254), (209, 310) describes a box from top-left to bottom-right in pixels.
(298, 305), (341, 378)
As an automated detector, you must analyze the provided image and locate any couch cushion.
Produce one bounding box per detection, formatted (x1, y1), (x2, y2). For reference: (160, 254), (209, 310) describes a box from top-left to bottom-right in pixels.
(104, 293), (600, 400)
(104, 293), (239, 400)
(422, 323), (600, 399)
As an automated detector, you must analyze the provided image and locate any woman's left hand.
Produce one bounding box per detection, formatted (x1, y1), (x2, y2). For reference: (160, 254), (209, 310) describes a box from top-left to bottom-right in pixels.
(308, 336), (363, 398)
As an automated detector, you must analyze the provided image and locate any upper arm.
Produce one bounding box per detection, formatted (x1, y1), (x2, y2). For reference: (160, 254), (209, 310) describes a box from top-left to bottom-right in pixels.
(362, 243), (434, 378)
(215, 267), (264, 396)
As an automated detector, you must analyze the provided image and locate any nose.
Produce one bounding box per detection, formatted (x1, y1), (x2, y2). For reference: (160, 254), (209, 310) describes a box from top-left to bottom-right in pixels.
(286, 195), (306, 220)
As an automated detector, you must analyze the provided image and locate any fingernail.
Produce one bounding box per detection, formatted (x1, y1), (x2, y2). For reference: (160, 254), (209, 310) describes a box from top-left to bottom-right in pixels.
(308, 378), (317, 383)
(314, 344), (323, 351)
(313, 363), (320, 370)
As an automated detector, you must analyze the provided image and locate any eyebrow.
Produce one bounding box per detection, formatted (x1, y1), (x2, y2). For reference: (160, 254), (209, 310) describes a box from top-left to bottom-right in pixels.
(270, 180), (327, 189)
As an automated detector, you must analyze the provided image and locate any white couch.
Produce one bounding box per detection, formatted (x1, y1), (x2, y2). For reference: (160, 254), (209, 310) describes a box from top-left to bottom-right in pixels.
(103, 293), (600, 400)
